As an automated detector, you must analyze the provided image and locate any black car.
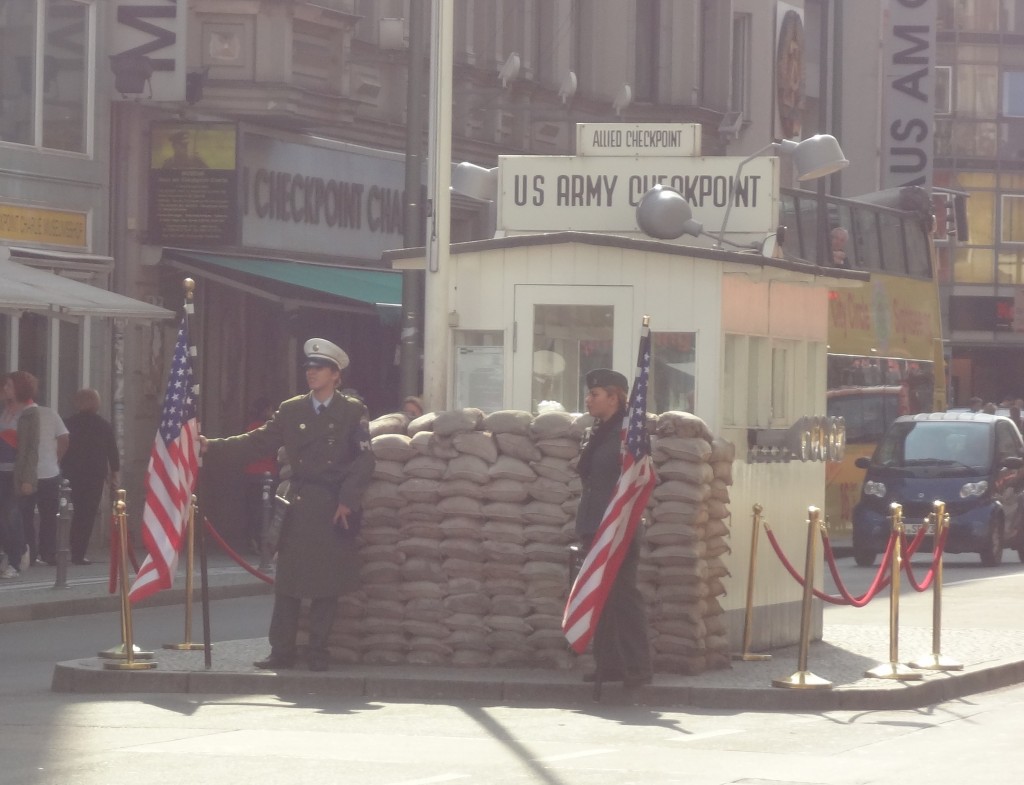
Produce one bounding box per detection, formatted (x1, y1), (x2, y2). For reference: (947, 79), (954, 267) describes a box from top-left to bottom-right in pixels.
(852, 412), (1024, 567)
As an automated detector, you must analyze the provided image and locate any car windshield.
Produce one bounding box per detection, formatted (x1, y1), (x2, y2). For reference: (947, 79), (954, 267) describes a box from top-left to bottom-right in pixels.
(873, 421), (992, 471)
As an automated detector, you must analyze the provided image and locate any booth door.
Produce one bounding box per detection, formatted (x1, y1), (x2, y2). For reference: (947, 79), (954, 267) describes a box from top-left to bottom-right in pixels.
(512, 284), (634, 413)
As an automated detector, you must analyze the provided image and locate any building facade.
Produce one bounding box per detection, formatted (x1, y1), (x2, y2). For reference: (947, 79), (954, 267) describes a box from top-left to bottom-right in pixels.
(934, 0), (1024, 406)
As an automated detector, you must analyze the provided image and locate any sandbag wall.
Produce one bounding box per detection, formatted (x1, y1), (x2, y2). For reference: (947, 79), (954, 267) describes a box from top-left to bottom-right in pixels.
(326, 408), (734, 675)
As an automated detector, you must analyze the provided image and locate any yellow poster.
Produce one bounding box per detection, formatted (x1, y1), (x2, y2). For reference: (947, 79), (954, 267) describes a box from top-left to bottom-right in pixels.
(0, 203), (87, 248)
(827, 274), (941, 360)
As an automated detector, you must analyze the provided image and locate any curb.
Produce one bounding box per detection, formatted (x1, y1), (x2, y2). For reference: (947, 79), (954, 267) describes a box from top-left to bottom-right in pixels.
(50, 654), (1024, 711)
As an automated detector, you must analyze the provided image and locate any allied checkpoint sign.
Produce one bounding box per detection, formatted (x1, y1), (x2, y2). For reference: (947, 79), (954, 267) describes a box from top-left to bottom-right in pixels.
(497, 123), (780, 240)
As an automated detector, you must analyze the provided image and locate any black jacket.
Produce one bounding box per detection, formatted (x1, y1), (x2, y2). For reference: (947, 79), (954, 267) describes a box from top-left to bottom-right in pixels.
(574, 409), (626, 541)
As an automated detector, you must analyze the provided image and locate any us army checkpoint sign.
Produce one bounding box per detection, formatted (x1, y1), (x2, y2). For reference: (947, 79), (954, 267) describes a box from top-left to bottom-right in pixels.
(497, 153), (778, 237)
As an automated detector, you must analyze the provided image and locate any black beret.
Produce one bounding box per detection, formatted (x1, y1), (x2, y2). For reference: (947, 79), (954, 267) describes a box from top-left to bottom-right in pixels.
(585, 368), (629, 391)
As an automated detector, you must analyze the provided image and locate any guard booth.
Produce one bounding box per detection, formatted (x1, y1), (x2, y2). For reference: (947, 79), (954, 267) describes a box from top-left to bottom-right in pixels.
(385, 123), (865, 651)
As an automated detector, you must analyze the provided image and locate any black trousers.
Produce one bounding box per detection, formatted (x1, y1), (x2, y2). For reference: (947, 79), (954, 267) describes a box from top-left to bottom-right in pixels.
(21, 475), (60, 563)
(68, 476), (105, 562)
(592, 536), (652, 680)
(268, 593), (338, 661)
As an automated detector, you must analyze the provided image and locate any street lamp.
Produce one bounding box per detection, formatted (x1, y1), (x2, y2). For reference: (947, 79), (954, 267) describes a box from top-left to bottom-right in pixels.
(715, 134), (848, 249)
(636, 184), (781, 256)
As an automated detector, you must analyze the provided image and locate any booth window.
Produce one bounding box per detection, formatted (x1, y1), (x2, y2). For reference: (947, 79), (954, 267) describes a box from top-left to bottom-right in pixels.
(770, 341), (795, 427)
(0, 0), (93, 153)
(650, 331), (696, 414)
(453, 330), (504, 414)
(722, 334), (769, 429)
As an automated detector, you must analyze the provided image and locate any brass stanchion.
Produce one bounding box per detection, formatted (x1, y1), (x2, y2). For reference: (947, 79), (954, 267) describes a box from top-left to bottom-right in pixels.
(865, 502), (921, 680)
(910, 501), (962, 671)
(163, 498), (205, 651)
(772, 507), (832, 690)
(732, 503), (771, 661)
(53, 479), (72, 590)
(101, 491), (156, 668)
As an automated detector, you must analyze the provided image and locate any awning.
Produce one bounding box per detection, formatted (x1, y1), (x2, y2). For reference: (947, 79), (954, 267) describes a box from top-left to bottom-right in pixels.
(0, 255), (175, 320)
(164, 250), (402, 317)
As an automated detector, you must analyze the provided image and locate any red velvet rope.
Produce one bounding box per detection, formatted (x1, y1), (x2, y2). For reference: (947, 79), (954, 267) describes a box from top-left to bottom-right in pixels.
(901, 523), (950, 591)
(763, 525), (896, 605)
(202, 517), (275, 585)
(819, 529), (895, 607)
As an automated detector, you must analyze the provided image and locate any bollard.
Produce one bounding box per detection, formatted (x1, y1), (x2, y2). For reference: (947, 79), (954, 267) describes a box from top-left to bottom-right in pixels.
(733, 503), (771, 661)
(910, 501), (963, 671)
(100, 490), (156, 668)
(865, 502), (921, 680)
(53, 479), (72, 589)
(164, 498), (205, 651)
(258, 472), (275, 569)
(772, 507), (832, 690)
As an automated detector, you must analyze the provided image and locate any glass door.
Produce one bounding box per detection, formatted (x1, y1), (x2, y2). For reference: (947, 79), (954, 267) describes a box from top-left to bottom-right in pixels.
(512, 285), (633, 413)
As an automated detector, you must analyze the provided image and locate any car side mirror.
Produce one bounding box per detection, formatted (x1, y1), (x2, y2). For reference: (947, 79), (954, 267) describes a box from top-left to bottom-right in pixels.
(1003, 455), (1023, 469)
(855, 456), (871, 469)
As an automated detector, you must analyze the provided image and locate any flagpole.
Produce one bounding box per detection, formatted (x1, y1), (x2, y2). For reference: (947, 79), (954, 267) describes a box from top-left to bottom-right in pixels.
(182, 278), (214, 667)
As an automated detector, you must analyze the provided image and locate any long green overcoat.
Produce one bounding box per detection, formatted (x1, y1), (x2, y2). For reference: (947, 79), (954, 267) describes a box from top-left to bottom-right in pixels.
(207, 392), (374, 598)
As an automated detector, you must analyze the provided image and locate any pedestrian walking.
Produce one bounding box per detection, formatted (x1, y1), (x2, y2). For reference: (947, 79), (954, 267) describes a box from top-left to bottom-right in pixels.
(21, 403), (68, 565)
(61, 389), (120, 565)
(200, 338), (374, 671)
(0, 372), (40, 578)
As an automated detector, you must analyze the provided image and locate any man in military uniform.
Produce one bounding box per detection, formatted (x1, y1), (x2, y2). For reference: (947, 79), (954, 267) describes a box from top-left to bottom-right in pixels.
(200, 339), (374, 671)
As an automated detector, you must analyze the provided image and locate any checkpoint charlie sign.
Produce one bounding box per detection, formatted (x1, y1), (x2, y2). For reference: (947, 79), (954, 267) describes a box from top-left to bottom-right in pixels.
(497, 124), (779, 237)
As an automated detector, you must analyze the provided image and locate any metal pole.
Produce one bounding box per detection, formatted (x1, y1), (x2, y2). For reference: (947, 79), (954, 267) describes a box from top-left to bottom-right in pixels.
(772, 507), (832, 689)
(258, 472), (275, 570)
(53, 479), (72, 589)
(163, 502), (203, 651)
(733, 503), (771, 661)
(102, 490), (156, 669)
(422, 0), (455, 411)
(866, 503), (921, 680)
(910, 501), (962, 670)
(816, 0), (831, 265)
(400, 0), (427, 401)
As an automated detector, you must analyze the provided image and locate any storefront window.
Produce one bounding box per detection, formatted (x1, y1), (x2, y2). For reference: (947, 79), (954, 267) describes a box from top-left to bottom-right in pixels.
(0, 0), (92, 153)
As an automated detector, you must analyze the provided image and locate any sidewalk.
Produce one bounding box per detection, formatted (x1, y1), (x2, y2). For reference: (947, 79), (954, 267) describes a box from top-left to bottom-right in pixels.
(8, 554), (1024, 710)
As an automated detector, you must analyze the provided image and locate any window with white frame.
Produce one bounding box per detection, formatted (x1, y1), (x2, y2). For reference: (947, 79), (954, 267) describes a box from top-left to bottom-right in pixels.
(1002, 194), (1024, 243)
(0, 0), (93, 153)
(731, 12), (751, 117)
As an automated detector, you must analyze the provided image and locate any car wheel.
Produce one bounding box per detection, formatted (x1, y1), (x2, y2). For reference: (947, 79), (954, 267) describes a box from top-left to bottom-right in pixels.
(980, 517), (1004, 567)
(853, 548), (876, 567)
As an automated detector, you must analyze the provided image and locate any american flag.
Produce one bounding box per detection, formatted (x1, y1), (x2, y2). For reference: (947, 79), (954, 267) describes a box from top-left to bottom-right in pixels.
(562, 320), (657, 653)
(129, 315), (200, 604)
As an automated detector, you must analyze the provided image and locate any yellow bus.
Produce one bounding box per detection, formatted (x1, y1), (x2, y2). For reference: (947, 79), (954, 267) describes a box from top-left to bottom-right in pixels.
(780, 186), (949, 550)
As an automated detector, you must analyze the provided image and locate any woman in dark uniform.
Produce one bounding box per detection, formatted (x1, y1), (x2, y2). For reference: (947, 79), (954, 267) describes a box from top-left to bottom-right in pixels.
(201, 339), (374, 671)
(575, 368), (652, 688)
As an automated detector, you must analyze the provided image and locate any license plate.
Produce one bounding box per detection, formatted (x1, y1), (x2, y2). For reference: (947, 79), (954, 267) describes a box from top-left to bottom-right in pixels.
(904, 521), (935, 536)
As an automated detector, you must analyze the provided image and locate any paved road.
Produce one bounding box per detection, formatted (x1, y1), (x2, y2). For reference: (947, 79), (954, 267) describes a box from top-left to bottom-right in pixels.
(4, 568), (1024, 785)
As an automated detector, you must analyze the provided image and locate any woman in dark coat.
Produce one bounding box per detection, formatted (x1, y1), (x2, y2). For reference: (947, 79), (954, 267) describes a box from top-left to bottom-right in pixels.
(575, 368), (652, 688)
(201, 339), (374, 671)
